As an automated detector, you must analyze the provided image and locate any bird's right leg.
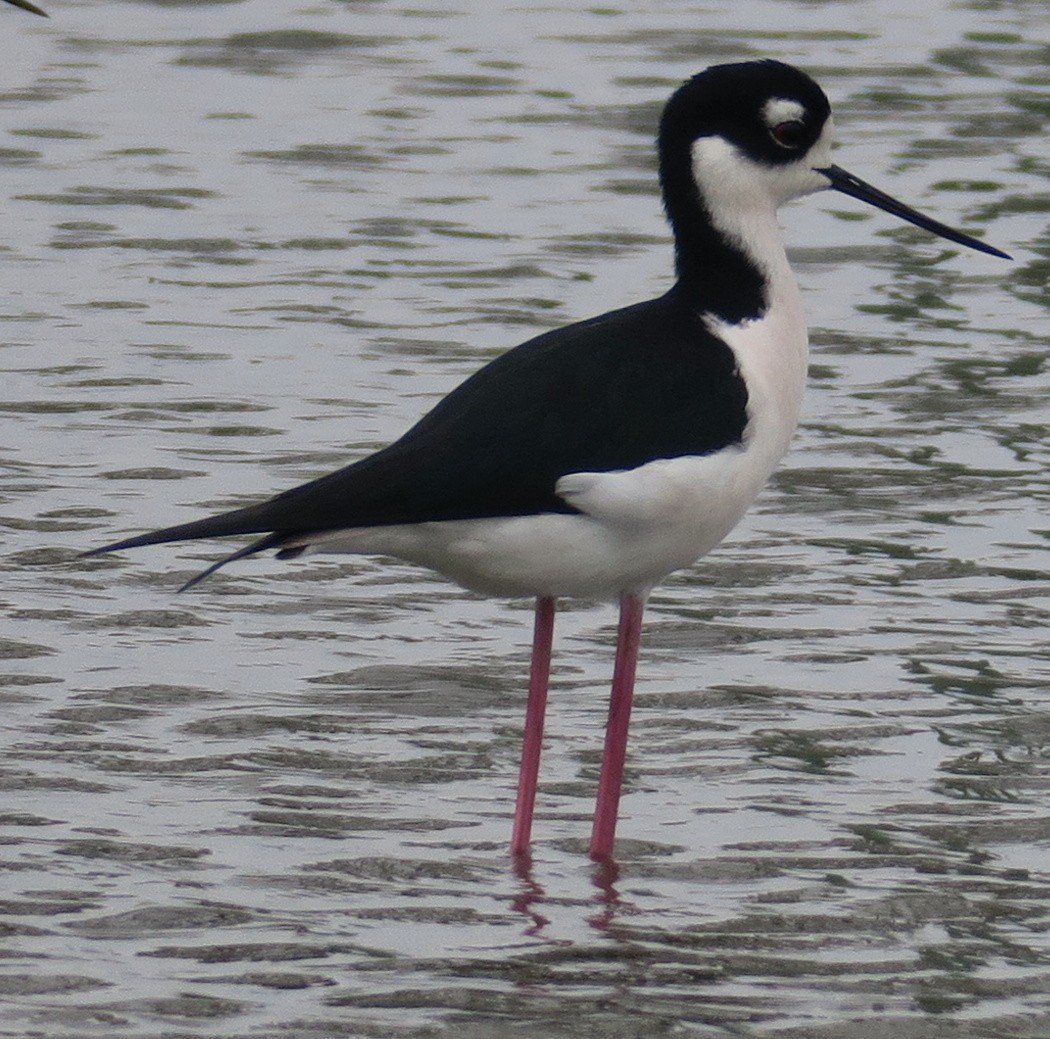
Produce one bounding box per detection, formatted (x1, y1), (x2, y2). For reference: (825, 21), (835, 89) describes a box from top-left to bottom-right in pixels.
(510, 596), (556, 856)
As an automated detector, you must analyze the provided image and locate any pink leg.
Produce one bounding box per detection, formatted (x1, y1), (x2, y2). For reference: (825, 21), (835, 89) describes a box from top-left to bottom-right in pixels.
(510, 596), (556, 856)
(589, 591), (647, 860)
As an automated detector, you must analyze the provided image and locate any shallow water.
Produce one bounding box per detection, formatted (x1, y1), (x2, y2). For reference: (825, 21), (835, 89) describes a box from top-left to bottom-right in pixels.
(0, 0), (1047, 1036)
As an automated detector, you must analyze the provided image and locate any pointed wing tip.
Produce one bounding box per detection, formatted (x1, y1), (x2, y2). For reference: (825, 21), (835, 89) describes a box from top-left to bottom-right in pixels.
(962, 235), (1012, 261)
(79, 529), (182, 558)
(176, 537), (284, 591)
(79, 538), (145, 559)
(6, 0), (48, 16)
(82, 530), (288, 592)
(78, 504), (278, 560)
(176, 566), (219, 594)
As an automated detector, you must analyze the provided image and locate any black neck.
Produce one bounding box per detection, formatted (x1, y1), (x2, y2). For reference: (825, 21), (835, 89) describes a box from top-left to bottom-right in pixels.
(669, 206), (769, 324)
(659, 139), (768, 325)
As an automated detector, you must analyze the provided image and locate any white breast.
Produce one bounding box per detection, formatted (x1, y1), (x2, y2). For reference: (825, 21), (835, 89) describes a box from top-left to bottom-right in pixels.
(707, 272), (809, 482)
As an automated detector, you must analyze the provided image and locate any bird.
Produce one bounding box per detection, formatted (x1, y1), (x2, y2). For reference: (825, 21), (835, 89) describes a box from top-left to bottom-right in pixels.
(83, 60), (1008, 860)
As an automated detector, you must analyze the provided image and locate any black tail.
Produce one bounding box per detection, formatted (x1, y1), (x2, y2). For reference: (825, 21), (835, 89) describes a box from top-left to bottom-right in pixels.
(80, 500), (293, 591)
(174, 533), (288, 592)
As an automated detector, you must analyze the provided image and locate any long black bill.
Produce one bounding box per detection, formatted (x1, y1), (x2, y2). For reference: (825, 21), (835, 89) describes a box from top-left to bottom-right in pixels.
(819, 164), (1010, 260)
(3, 0), (47, 15)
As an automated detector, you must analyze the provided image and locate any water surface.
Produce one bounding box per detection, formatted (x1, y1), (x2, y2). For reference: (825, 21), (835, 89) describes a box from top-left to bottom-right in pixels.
(0, 1), (1047, 1036)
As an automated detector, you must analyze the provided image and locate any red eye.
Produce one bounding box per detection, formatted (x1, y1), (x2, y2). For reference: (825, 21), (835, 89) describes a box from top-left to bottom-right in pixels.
(771, 119), (807, 149)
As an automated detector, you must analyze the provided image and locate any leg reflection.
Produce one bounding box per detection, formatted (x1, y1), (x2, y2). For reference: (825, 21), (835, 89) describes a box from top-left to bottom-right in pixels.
(510, 851), (550, 937)
(588, 854), (624, 932)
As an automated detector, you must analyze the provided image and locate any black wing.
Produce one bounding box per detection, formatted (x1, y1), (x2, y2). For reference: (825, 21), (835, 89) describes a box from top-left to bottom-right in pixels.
(84, 288), (747, 578)
(3, 0), (48, 16)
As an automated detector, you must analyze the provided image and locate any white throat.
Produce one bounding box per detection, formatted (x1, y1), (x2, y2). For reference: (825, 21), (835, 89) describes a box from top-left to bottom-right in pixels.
(689, 136), (796, 296)
(689, 136), (816, 475)
(688, 123), (833, 303)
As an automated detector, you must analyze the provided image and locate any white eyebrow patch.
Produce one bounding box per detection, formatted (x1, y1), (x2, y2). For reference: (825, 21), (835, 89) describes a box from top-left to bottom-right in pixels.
(762, 97), (806, 126)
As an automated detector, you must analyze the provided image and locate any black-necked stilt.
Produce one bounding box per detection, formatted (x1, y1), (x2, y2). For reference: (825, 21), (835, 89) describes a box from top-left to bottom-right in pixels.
(84, 61), (1008, 860)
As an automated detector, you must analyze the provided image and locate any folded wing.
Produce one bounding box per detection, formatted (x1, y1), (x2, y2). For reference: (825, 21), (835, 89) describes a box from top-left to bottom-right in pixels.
(84, 290), (749, 585)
